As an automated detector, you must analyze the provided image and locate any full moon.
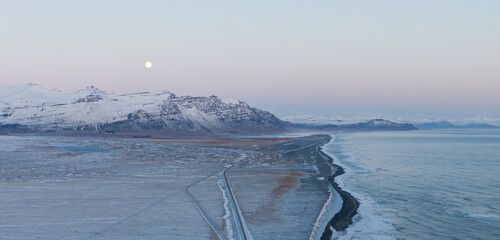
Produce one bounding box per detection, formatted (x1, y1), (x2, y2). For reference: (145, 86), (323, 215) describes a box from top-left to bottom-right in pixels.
(144, 61), (152, 69)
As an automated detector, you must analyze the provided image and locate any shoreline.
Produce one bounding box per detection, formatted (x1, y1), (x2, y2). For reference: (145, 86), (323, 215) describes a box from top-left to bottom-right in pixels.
(3, 133), (359, 239)
(318, 136), (359, 239)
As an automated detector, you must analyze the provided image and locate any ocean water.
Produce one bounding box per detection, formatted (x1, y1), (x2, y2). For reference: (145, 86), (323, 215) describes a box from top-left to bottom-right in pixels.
(324, 129), (500, 240)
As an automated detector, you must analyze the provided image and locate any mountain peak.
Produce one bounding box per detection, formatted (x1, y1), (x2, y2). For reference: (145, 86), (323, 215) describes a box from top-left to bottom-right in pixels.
(0, 83), (284, 135)
(25, 82), (40, 87)
(77, 85), (109, 96)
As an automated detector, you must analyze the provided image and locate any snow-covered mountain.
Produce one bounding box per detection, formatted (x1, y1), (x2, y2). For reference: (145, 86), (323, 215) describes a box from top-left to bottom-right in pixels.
(282, 115), (500, 130)
(281, 117), (417, 131)
(281, 115), (362, 125)
(0, 82), (283, 135)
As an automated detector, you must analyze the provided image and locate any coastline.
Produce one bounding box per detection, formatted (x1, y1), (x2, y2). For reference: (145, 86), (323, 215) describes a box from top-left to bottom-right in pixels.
(1, 133), (359, 239)
(150, 133), (360, 238)
(318, 136), (359, 239)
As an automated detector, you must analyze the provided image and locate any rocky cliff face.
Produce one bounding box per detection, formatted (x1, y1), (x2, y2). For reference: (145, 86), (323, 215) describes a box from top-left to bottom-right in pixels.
(0, 83), (283, 135)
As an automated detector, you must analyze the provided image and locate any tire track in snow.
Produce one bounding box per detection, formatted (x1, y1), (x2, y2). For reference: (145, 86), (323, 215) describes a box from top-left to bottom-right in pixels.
(83, 172), (218, 240)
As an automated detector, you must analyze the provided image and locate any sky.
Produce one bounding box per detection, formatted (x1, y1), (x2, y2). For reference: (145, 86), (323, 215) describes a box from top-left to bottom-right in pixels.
(1, 1), (499, 119)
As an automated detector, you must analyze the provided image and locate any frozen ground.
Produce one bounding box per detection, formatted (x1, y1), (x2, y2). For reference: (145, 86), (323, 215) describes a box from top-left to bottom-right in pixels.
(0, 135), (334, 239)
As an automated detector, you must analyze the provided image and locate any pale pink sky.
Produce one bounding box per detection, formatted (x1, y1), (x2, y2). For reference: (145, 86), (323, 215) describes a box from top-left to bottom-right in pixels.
(1, 1), (499, 118)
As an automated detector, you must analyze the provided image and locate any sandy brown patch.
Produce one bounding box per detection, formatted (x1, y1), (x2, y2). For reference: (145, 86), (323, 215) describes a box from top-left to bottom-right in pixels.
(145, 135), (327, 149)
(245, 170), (306, 224)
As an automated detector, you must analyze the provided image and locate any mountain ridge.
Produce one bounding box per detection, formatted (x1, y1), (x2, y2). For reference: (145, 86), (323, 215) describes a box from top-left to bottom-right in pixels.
(0, 82), (283, 135)
(414, 121), (499, 129)
(1, 82), (421, 136)
(281, 118), (417, 131)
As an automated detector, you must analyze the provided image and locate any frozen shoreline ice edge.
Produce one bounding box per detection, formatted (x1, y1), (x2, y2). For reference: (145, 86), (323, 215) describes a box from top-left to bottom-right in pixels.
(324, 134), (396, 240)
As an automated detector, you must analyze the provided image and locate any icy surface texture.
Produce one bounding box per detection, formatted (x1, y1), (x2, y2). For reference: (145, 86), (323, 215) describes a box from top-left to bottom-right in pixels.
(0, 135), (333, 239)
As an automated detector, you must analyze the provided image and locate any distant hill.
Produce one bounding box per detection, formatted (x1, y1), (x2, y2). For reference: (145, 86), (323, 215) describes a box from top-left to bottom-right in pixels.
(282, 119), (417, 131)
(414, 121), (499, 129)
(414, 121), (459, 129)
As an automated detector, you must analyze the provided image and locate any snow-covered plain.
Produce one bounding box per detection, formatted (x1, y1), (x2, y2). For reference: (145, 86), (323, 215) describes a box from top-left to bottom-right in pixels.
(0, 135), (335, 240)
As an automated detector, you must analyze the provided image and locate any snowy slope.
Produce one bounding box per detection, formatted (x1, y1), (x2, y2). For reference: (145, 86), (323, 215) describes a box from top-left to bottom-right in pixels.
(280, 115), (417, 131)
(0, 82), (283, 134)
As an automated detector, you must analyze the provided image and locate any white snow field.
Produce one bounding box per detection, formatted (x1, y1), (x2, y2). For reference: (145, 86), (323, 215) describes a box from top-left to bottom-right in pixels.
(0, 135), (335, 240)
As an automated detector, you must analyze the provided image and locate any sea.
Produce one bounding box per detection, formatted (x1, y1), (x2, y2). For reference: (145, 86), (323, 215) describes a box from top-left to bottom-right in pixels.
(324, 129), (500, 240)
